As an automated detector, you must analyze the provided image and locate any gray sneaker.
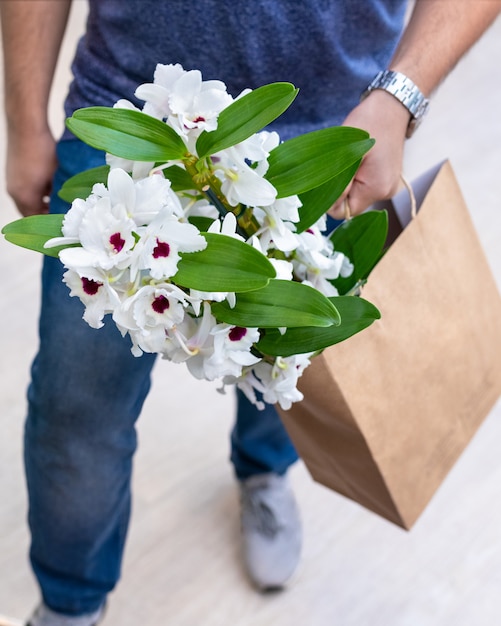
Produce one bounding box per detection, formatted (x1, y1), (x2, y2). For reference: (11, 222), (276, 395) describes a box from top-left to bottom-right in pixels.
(26, 603), (105, 626)
(239, 472), (302, 591)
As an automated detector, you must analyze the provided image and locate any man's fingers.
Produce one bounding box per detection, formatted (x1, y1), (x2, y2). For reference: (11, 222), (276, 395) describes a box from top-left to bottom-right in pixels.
(328, 178), (373, 220)
(328, 199), (348, 220)
(5, 128), (57, 216)
(11, 186), (51, 216)
(328, 182), (352, 220)
(329, 169), (402, 220)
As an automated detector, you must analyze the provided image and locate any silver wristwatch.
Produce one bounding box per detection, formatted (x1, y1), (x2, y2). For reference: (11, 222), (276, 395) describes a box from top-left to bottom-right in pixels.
(361, 70), (430, 138)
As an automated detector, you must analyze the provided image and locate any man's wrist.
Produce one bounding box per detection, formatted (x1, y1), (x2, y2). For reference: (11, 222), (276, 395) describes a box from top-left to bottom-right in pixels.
(361, 70), (430, 138)
(5, 107), (51, 136)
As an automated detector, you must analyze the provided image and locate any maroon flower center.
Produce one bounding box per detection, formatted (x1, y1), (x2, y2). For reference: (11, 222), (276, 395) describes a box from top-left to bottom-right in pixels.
(152, 295), (170, 314)
(229, 326), (247, 342)
(153, 239), (170, 259)
(109, 232), (125, 253)
(81, 277), (102, 296)
(193, 116), (205, 123)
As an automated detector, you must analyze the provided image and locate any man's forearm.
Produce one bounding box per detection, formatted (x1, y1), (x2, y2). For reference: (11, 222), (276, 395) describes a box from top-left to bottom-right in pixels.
(1, 0), (72, 133)
(330, 0), (501, 219)
(390, 0), (501, 96)
(1, 0), (72, 216)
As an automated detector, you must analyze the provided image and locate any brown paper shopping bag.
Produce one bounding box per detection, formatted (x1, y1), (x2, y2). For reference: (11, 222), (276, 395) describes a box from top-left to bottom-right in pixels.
(278, 161), (501, 529)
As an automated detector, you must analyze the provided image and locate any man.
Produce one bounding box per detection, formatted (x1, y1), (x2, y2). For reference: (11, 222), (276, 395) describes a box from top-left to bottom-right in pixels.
(1, 2), (500, 625)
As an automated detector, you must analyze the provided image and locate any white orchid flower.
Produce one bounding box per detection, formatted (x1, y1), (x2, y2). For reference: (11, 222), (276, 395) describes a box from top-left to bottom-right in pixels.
(250, 354), (311, 411)
(293, 248), (347, 297)
(292, 226), (354, 296)
(252, 195), (301, 252)
(136, 64), (232, 145)
(204, 324), (261, 379)
(230, 370), (267, 411)
(102, 167), (182, 225)
(207, 212), (244, 240)
(113, 283), (189, 356)
(232, 131), (280, 172)
(132, 174), (184, 224)
(249, 236), (294, 281)
(168, 70), (232, 134)
(295, 225), (333, 254)
(215, 149), (278, 207)
(135, 63), (186, 119)
(130, 211), (206, 281)
(114, 283), (188, 332)
(162, 303), (217, 380)
(58, 195), (136, 271)
(62, 267), (122, 329)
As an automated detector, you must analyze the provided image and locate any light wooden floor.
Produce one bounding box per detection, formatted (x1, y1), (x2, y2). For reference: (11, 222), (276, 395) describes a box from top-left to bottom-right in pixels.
(1, 3), (500, 625)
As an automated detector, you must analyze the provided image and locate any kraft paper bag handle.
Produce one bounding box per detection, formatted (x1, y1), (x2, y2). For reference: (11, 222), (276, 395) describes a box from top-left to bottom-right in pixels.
(343, 175), (417, 220)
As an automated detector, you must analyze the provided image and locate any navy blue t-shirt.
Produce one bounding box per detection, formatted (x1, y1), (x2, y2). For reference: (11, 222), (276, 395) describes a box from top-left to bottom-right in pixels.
(65, 0), (407, 139)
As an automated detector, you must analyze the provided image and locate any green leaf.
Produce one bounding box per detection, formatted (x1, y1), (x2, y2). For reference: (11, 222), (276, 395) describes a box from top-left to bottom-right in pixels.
(2, 214), (66, 258)
(265, 126), (374, 197)
(162, 165), (197, 191)
(211, 279), (341, 328)
(296, 159), (361, 233)
(257, 296), (380, 356)
(196, 83), (298, 158)
(330, 209), (388, 294)
(173, 232), (276, 292)
(66, 107), (187, 161)
(58, 165), (110, 203)
(187, 216), (214, 232)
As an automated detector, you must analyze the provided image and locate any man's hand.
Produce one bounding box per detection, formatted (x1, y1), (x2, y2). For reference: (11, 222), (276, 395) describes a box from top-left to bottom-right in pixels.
(6, 127), (57, 216)
(328, 89), (410, 219)
(1, 0), (71, 216)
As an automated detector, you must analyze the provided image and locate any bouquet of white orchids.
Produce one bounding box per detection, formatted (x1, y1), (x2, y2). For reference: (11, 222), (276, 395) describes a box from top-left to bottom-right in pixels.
(3, 64), (389, 410)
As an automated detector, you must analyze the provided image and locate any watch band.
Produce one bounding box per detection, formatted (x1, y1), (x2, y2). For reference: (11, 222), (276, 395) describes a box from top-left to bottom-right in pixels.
(361, 70), (430, 138)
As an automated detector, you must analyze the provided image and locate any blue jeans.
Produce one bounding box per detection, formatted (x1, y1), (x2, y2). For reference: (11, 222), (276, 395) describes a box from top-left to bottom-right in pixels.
(25, 139), (298, 615)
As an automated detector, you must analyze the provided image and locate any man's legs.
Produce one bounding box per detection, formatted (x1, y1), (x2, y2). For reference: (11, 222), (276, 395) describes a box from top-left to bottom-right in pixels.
(232, 392), (302, 590)
(24, 140), (156, 619)
(231, 390), (298, 479)
(26, 255), (156, 616)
